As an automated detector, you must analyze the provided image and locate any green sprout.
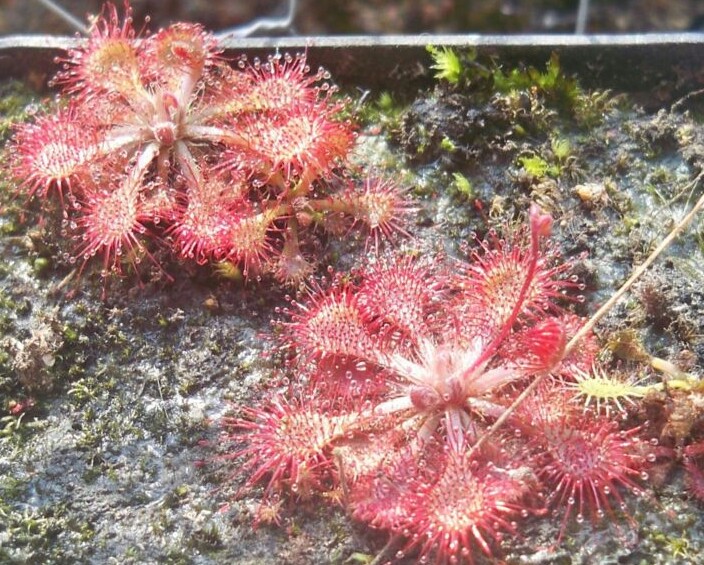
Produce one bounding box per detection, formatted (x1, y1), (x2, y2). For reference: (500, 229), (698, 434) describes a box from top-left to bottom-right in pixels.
(551, 137), (572, 163)
(440, 136), (457, 152)
(451, 172), (475, 201)
(426, 45), (463, 85)
(518, 155), (560, 179)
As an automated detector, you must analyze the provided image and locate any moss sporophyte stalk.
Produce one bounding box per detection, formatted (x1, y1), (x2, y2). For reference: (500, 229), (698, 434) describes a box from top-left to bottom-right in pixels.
(8, 2), (704, 564)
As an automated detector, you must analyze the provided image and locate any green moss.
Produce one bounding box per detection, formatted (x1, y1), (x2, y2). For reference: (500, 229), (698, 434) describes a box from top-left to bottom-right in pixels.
(0, 413), (26, 442)
(358, 91), (407, 133)
(551, 136), (572, 162)
(518, 154), (560, 180)
(75, 520), (96, 542)
(424, 49), (616, 129)
(188, 522), (224, 551)
(0, 474), (25, 500)
(573, 88), (619, 128)
(649, 165), (675, 185)
(412, 123), (433, 156)
(62, 324), (79, 343)
(426, 45), (463, 85)
(439, 136), (457, 152)
(0, 218), (20, 236)
(450, 172), (475, 201)
(32, 257), (51, 277)
(492, 53), (598, 123)
(649, 530), (694, 561)
(0, 290), (14, 335)
(0, 497), (85, 560)
(0, 80), (37, 140)
(68, 378), (99, 404)
(212, 260), (243, 282)
(123, 546), (141, 560)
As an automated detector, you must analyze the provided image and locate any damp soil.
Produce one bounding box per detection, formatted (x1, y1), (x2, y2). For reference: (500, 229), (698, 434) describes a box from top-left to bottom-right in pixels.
(2, 46), (704, 564)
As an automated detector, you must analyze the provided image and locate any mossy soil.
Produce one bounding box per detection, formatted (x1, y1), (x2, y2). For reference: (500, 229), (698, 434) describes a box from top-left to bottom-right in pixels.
(2, 50), (704, 564)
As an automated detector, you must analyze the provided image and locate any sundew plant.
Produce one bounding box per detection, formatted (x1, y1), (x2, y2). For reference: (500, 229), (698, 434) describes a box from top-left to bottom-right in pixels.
(8, 2), (412, 289)
(225, 205), (657, 563)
